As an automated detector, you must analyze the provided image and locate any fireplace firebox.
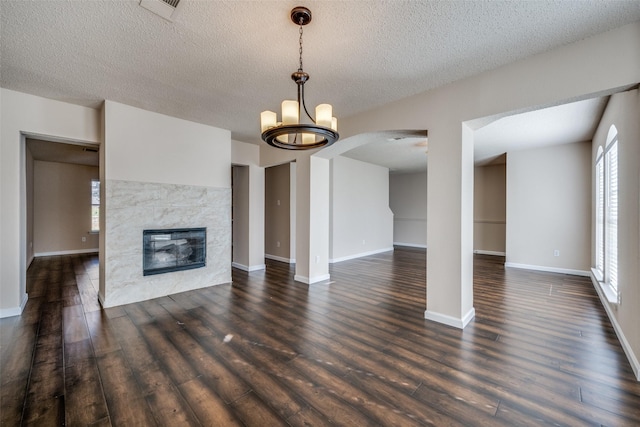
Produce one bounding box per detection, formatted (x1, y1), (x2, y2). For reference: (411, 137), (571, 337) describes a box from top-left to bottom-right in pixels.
(143, 228), (206, 276)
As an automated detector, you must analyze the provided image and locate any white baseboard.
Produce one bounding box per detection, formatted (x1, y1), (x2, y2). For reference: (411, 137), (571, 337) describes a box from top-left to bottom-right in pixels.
(504, 262), (590, 277)
(0, 293), (28, 318)
(330, 247), (394, 264)
(294, 274), (331, 284)
(590, 274), (640, 381)
(474, 250), (506, 256)
(35, 249), (99, 257)
(232, 262), (266, 272)
(393, 242), (427, 249)
(265, 254), (295, 264)
(424, 307), (475, 329)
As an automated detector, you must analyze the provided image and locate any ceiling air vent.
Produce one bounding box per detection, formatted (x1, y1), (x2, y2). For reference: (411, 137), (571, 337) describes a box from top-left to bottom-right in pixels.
(139, 0), (183, 21)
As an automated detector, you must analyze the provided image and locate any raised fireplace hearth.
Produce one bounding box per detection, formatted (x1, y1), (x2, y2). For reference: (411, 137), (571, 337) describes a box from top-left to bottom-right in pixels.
(143, 227), (206, 276)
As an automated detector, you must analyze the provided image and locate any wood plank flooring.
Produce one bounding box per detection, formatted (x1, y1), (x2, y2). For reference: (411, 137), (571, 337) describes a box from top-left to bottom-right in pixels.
(1, 248), (639, 426)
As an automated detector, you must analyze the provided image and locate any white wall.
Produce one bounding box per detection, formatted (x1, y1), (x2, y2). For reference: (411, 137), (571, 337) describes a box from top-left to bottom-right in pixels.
(334, 21), (640, 328)
(591, 89), (640, 379)
(100, 101), (231, 307)
(474, 163), (506, 255)
(389, 171), (427, 248)
(231, 140), (265, 271)
(389, 166), (506, 254)
(329, 22), (640, 327)
(330, 156), (394, 262)
(33, 161), (99, 255)
(506, 142), (592, 274)
(1, 88), (101, 318)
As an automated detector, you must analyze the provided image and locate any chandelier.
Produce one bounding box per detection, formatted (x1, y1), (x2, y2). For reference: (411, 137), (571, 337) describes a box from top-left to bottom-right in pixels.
(260, 6), (339, 150)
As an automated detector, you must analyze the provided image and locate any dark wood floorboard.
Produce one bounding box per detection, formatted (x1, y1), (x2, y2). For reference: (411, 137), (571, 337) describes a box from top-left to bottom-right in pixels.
(1, 248), (639, 426)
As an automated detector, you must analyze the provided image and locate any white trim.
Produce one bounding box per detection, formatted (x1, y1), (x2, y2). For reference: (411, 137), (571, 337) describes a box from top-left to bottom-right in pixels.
(35, 249), (99, 257)
(265, 254), (295, 264)
(424, 307), (475, 329)
(590, 273), (640, 381)
(232, 262), (266, 272)
(591, 268), (618, 304)
(294, 274), (331, 284)
(329, 247), (394, 264)
(0, 293), (28, 318)
(393, 242), (427, 249)
(473, 250), (506, 256)
(504, 262), (590, 277)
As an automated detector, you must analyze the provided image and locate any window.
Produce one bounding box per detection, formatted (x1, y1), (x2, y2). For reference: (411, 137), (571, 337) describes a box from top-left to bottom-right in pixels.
(91, 179), (100, 232)
(594, 125), (618, 302)
(595, 147), (604, 275)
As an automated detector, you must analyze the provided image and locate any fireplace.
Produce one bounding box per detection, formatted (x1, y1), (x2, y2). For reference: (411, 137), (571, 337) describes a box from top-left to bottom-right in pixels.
(143, 228), (206, 276)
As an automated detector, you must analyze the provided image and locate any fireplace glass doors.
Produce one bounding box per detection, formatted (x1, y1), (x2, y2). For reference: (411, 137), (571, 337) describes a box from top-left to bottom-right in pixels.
(143, 228), (206, 276)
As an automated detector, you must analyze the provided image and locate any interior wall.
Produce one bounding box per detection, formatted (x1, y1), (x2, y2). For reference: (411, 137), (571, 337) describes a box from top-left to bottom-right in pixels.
(389, 171), (427, 248)
(0, 88), (101, 317)
(231, 140), (265, 271)
(591, 88), (640, 379)
(336, 21), (640, 328)
(330, 156), (393, 262)
(33, 160), (99, 255)
(232, 165), (250, 269)
(289, 162), (297, 263)
(506, 141), (592, 274)
(101, 100), (231, 307)
(264, 163), (292, 262)
(474, 163), (506, 255)
(26, 146), (34, 266)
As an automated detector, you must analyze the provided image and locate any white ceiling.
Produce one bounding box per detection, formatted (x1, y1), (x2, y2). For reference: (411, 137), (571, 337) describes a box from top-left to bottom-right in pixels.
(2, 1), (639, 170)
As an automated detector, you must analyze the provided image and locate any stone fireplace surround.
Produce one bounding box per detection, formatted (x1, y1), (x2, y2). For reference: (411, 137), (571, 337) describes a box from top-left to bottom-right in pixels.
(100, 179), (231, 307)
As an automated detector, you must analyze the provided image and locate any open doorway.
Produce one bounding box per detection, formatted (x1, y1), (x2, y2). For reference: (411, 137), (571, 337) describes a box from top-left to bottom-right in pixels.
(473, 154), (506, 257)
(264, 162), (296, 264)
(25, 138), (100, 268)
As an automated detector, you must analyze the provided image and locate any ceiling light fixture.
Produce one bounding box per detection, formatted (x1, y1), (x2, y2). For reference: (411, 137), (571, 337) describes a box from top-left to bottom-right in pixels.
(260, 6), (339, 150)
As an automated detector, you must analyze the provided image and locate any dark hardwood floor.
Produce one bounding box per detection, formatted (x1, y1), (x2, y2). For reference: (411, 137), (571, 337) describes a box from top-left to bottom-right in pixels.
(1, 248), (639, 426)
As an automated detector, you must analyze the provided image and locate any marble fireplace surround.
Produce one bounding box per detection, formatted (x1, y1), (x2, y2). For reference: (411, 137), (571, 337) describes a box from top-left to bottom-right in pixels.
(100, 179), (231, 307)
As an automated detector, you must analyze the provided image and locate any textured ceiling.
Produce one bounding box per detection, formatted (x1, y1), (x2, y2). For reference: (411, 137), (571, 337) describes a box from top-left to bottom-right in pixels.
(2, 0), (640, 150)
(473, 96), (610, 165)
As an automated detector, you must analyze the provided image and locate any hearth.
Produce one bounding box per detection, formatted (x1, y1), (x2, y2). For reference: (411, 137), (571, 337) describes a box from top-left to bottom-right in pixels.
(143, 228), (206, 276)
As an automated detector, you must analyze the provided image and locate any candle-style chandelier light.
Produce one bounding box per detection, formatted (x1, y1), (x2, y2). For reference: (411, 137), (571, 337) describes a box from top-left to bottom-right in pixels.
(260, 6), (339, 150)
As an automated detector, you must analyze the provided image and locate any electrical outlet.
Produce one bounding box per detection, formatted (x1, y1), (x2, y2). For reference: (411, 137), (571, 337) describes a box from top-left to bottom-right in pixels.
(81, 236), (87, 243)
(315, 255), (320, 264)
(362, 239), (366, 245)
(553, 250), (560, 257)
(276, 241), (280, 248)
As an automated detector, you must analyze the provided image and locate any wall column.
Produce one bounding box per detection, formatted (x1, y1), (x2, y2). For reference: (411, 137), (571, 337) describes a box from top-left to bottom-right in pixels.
(294, 155), (330, 284)
(424, 122), (475, 328)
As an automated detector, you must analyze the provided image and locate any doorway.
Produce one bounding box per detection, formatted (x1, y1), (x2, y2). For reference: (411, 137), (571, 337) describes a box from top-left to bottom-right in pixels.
(25, 138), (100, 269)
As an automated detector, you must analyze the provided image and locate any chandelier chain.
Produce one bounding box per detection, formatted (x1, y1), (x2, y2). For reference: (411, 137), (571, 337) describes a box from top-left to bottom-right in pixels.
(298, 23), (304, 71)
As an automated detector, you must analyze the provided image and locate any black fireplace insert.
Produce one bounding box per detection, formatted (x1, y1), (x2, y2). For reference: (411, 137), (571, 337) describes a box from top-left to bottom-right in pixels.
(143, 227), (206, 276)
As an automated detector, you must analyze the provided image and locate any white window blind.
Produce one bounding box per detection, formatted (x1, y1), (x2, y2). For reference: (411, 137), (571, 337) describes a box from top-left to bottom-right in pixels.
(605, 141), (618, 292)
(595, 157), (604, 274)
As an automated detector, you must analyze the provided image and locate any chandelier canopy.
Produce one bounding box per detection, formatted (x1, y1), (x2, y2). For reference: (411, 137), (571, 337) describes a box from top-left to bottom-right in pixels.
(260, 6), (339, 150)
